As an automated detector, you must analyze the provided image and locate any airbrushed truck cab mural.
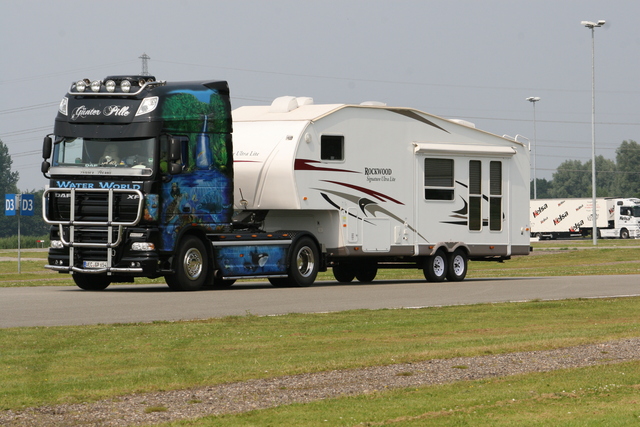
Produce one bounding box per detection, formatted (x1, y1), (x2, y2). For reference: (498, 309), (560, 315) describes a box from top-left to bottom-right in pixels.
(157, 87), (234, 251)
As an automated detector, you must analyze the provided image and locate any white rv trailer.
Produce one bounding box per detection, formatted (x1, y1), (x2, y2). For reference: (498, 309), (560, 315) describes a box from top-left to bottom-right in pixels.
(231, 96), (531, 282)
(530, 197), (640, 239)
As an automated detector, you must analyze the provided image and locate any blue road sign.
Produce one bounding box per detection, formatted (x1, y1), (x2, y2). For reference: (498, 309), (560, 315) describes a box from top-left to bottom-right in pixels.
(5, 194), (16, 216)
(21, 194), (35, 216)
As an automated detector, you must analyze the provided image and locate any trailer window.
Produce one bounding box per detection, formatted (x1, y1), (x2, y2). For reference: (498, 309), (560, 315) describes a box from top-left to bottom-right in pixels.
(424, 158), (454, 200)
(321, 135), (344, 161)
(469, 160), (481, 231)
(489, 161), (502, 231)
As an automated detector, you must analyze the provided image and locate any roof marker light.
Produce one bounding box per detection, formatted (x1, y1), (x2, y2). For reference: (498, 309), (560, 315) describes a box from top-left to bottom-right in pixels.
(76, 80), (86, 92)
(135, 96), (159, 116)
(58, 97), (68, 116)
(105, 80), (116, 93)
(90, 80), (101, 92)
(121, 80), (131, 93)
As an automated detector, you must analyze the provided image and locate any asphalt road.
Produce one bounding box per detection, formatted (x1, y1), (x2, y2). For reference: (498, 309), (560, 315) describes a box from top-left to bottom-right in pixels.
(2, 275), (640, 328)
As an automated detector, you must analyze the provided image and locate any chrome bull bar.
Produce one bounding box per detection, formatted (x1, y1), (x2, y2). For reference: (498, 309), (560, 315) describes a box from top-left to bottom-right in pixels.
(43, 187), (145, 274)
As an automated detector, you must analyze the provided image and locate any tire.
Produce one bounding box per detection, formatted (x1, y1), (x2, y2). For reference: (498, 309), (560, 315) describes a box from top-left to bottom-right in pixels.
(423, 249), (447, 282)
(446, 249), (468, 282)
(620, 228), (630, 239)
(73, 274), (111, 291)
(209, 278), (236, 289)
(355, 261), (378, 283)
(333, 264), (356, 283)
(165, 236), (209, 291)
(286, 236), (319, 287)
(269, 277), (292, 288)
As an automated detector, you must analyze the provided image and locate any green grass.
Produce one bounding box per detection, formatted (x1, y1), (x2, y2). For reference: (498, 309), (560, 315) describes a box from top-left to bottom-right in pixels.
(170, 362), (640, 426)
(1, 298), (640, 411)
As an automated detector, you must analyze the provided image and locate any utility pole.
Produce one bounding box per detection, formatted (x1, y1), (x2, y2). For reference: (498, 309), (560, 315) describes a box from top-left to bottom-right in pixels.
(139, 53), (151, 76)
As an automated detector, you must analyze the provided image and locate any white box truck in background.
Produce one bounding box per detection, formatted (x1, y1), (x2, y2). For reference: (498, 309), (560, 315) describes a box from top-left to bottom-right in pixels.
(530, 197), (640, 239)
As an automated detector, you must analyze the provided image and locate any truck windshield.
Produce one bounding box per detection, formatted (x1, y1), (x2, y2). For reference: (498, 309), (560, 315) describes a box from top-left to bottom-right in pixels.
(632, 207), (640, 217)
(51, 137), (156, 175)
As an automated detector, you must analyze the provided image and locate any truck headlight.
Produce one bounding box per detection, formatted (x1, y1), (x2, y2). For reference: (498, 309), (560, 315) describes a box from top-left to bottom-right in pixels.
(50, 240), (64, 249)
(132, 242), (155, 251)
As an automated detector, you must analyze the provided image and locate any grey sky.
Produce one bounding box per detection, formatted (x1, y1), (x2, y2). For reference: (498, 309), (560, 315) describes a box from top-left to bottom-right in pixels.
(1, 0), (636, 191)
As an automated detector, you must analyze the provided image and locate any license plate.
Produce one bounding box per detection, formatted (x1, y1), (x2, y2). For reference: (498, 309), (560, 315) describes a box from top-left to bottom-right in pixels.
(83, 260), (107, 269)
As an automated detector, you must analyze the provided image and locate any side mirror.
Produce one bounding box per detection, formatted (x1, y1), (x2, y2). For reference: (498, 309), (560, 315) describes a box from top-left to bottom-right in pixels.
(41, 161), (51, 174)
(169, 163), (182, 175)
(43, 136), (52, 159)
(169, 137), (181, 162)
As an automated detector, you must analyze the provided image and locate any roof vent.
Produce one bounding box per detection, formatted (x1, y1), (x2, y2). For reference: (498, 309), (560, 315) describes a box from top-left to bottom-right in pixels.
(360, 101), (387, 106)
(449, 119), (476, 128)
(270, 96), (299, 113)
(296, 97), (314, 106)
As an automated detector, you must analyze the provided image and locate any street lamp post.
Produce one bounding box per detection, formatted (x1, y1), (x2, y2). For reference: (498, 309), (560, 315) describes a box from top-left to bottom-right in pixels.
(581, 19), (605, 246)
(526, 97), (540, 199)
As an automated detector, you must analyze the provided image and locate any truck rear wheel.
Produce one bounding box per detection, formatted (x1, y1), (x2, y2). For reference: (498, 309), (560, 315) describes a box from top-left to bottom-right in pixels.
(355, 261), (378, 283)
(165, 236), (209, 291)
(423, 249), (447, 282)
(333, 264), (356, 283)
(287, 236), (319, 287)
(446, 249), (468, 281)
(73, 274), (111, 291)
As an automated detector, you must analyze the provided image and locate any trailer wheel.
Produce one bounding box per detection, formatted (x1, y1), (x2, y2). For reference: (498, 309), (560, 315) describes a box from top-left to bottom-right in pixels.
(355, 261), (378, 283)
(620, 228), (630, 239)
(287, 237), (319, 287)
(165, 236), (208, 291)
(73, 274), (111, 291)
(333, 264), (356, 283)
(423, 249), (447, 282)
(446, 249), (468, 282)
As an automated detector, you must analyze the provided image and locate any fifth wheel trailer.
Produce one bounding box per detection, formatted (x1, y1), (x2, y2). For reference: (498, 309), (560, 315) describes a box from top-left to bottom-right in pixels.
(232, 96), (531, 283)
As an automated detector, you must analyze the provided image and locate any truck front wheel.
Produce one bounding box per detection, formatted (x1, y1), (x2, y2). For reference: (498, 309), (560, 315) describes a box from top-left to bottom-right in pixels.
(165, 236), (209, 291)
(73, 274), (111, 291)
(621, 228), (630, 239)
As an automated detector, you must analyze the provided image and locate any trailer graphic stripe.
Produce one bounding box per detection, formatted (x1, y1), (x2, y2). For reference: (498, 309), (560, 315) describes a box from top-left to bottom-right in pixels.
(294, 159), (359, 173)
(320, 180), (404, 205)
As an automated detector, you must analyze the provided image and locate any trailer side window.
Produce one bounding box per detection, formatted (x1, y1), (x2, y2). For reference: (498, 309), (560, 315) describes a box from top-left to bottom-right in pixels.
(424, 158), (454, 200)
(490, 161), (502, 231)
(321, 135), (344, 161)
(469, 160), (482, 231)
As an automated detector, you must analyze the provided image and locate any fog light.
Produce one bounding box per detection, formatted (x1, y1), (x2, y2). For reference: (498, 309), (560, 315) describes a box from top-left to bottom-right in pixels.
(121, 80), (131, 93)
(105, 80), (116, 92)
(90, 80), (101, 92)
(76, 80), (86, 92)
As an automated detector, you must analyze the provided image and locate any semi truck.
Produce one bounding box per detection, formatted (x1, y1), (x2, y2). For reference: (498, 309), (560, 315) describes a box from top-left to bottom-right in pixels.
(530, 197), (640, 239)
(41, 76), (531, 291)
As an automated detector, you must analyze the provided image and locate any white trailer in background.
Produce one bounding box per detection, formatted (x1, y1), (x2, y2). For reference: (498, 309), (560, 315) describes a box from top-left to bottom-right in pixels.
(232, 96), (531, 283)
(530, 197), (640, 239)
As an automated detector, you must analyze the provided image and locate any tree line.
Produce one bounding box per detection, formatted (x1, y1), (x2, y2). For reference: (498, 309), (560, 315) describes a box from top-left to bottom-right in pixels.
(532, 140), (640, 199)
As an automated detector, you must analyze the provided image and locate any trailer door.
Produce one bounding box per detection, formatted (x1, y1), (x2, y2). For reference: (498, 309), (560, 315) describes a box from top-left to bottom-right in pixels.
(414, 143), (515, 256)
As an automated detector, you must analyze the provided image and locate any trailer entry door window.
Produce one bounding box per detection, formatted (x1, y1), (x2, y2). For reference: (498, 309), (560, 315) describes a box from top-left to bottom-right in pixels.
(321, 135), (344, 161)
(469, 160), (482, 231)
(489, 161), (502, 231)
(424, 158), (454, 200)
